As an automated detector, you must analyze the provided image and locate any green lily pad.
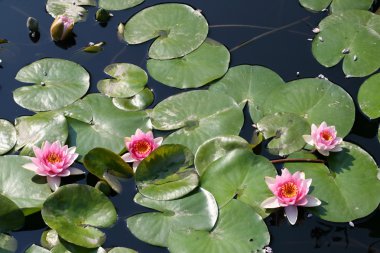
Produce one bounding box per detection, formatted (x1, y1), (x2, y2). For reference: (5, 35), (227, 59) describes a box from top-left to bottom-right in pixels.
(108, 248), (137, 253)
(168, 200), (270, 253)
(0, 156), (51, 214)
(0, 234), (17, 253)
(0, 120), (16, 155)
(25, 245), (50, 253)
(147, 38), (230, 89)
(46, 0), (97, 22)
(127, 189), (218, 247)
(257, 112), (310, 156)
(151, 90), (244, 154)
(358, 73), (380, 119)
(300, 0), (373, 12)
(123, 3), (208, 59)
(67, 94), (150, 160)
(41, 230), (60, 249)
(209, 65), (285, 122)
(0, 194), (24, 233)
(312, 10), (380, 77)
(194, 135), (251, 176)
(135, 144), (198, 201)
(201, 149), (276, 217)
(55, 99), (93, 123)
(99, 0), (143, 11)
(263, 78), (355, 137)
(42, 184), (117, 248)
(15, 111), (68, 156)
(97, 63), (148, 98)
(112, 88), (154, 111)
(286, 142), (380, 222)
(14, 58), (90, 111)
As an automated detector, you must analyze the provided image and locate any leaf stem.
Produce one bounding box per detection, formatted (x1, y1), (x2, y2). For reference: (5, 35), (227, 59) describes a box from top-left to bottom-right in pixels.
(271, 158), (325, 164)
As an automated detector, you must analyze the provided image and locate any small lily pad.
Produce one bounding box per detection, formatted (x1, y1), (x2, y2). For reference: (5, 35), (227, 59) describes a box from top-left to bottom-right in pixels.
(25, 245), (50, 253)
(358, 73), (380, 119)
(112, 88), (154, 111)
(46, 0), (97, 22)
(0, 194), (24, 233)
(123, 3), (208, 59)
(0, 119), (16, 155)
(300, 0), (373, 12)
(0, 234), (17, 253)
(109, 248), (137, 253)
(99, 0), (144, 11)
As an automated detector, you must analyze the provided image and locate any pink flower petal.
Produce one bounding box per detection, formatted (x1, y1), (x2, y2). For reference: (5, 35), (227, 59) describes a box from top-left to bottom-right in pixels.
(304, 195), (321, 207)
(68, 167), (84, 175)
(285, 205), (298, 225)
(121, 153), (135, 163)
(261, 196), (281, 208)
(302, 135), (314, 145)
(22, 163), (38, 172)
(47, 176), (61, 191)
(154, 137), (163, 146)
(133, 161), (140, 172)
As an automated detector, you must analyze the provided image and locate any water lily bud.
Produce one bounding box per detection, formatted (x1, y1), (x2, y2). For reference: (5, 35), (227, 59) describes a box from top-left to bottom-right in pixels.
(96, 8), (111, 23)
(50, 15), (74, 41)
(26, 17), (39, 33)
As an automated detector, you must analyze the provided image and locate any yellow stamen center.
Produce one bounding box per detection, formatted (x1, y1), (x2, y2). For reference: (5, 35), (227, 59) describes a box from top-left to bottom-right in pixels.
(134, 140), (152, 155)
(280, 182), (298, 198)
(47, 153), (62, 164)
(321, 130), (333, 141)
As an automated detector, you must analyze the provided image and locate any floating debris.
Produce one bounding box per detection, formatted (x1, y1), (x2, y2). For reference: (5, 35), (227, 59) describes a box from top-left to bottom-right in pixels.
(0, 39), (8, 44)
(82, 42), (105, 53)
(117, 23), (125, 40)
(307, 213), (313, 218)
(341, 48), (350, 54)
(318, 36), (324, 42)
(349, 221), (354, 227)
(353, 55), (358, 61)
(296, 71), (300, 77)
(307, 38), (313, 41)
(26, 17), (39, 33)
(312, 27), (320, 33)
(96, 8), (111, 23)
(322, 8), (328, 12)
(317, 74), (328, 80)
(345, 75), (352, 78)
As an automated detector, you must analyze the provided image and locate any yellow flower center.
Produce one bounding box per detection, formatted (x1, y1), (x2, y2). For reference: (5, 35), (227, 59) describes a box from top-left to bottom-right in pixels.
(47, 153), (62, 164)
(134, 140), (152, 155)
(280, 182), (298, 198)
(321, 130), (333, 141)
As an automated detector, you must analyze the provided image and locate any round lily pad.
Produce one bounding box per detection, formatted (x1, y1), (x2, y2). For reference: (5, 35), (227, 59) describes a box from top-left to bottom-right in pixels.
(286, 142), (380, 222)
(0, 234), (17, 253)
(97, 63), (148, 98)
(201, 149), (276, 217)
(135, 144), (198, 201)
(46, 0), (97, 22)
(168, 200), (270, 253)
(210, 65), (285, 122)
(25, 245), (50, 253)
(99, 0), (143, 10)
(14, 58), (90, 111)
(151, 90), (244, 154)
(147, 38), (230, 89)
(299, 0), (373, 12)
(123, 3), (209, 59)
(0, 119), (16, 155)
(312, 10), (380, 77)
(358, 73), (380, 119)
(127, 189), (218, 247)
(112, 88), (154, 111)
(0, 194), (24, 233)
(42, 184), (117, 248)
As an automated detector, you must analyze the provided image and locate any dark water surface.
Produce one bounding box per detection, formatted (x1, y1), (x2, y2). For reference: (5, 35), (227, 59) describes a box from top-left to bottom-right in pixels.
(1, 0), (380, 252)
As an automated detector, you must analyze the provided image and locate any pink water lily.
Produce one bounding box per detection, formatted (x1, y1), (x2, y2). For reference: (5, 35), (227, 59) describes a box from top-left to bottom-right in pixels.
(261, 168), (321, 225)
(303, 121), (342, 156)
(23, 141), (83, 191)
(50, 15), (74, 41)
(121, 129), (163, 172)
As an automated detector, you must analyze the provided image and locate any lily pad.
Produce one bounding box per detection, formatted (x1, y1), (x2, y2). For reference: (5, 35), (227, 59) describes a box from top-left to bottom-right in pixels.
(210, 65), (285, 122)
(201, 149), (276, 217)
(194, 135), (251, 175)
(42, 184), (117, 248)
(0, 194), (24, 233)
(99, 0), (144, 11)
(299, 0), (373, 12)
(46, 0), (97, 22)
(358, 73), (380, 119)
(135, 144), (198, 201)
(168, 200), (270, 253)
(112, 88), (154, 111)
(257, 112), (310, 156)
(109, 248), (137, 253)
(123, 3), (208, 59)
(14, 58), (90, 112)
(127, 189), (218, 247)
(263, 78), (355, 137)
(25, 245), (50, 253)
(147, 38), (230, 89)
(151, 90), (244, 153)
(67, 94), (150, 160)
(286, 142), (380, 222)
(15, 111), (68, 156)
(312, 10), (380, 77)
(55, 99), (93, 123)
(0, 120), (16, 155)
(97, 63), (147, 98)
(0, 156), (51, 214)
(0, 234), (17, 253)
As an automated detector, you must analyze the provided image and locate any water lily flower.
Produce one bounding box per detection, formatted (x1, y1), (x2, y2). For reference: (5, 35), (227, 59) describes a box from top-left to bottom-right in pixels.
(261, 168), (321, 225)
(50, 15), (74, 41)
(23, 141), (83, 191)
(121, 129), (163, 172)
(302, 121), (342, 156)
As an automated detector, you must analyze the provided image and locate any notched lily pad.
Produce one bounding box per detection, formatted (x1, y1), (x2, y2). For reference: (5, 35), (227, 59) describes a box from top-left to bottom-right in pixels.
(99, 0), (144, 11)
(358, 73), (380, 119)
(300, 0), (373, 12)
(46, 0), (97, 22)
(0, 119), (16, 155)
(112, 88), (154, 111)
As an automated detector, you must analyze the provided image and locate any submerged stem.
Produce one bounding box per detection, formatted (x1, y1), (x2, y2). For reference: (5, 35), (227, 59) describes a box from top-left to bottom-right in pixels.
(271, 158), (325, 164)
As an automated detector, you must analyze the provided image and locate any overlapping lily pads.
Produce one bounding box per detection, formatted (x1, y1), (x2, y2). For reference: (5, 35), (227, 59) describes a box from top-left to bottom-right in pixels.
(358, 73), (380, 119)
(25, 245), (50, 253)
(0, 234), (17, 253)
(127, 189), (218, 247)
(147, 38), (230, 88)
(42, 184), (117, 248)
(14, 58), (90, 112)
(299, 0), (373, 12)
(46, 0), (97, 22)
(312, 10), (380, 77)
(151, 90), (244, 153)
(112, 88), (154, 111)
(123, 3), (209, 59)
(99, 0), (144, 10)
(0, 119), (16, 155)
(0, 194), (24, 233)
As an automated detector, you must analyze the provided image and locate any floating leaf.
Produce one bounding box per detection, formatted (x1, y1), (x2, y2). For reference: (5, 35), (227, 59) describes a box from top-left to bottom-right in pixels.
(151, 90), (244, 153)
(0, 39), (8, 44)
(15, 111), (68, 156)
(55, 99), (93, 123)
(300, 0), (373, 12)
(95, 9), (111, 23)
(201, 149), (276, 217)
(127, 189), (218, 247)
(0, 119), (16, 155)
(123, 3), (208, 59)
(99, 0), (143, 11)
(46, 0), (97, 22)
(82, 42), (105, 53)
(0, 195), (24, 233)
(108, 248), (137, 253)
(67, 94), (150, 160)
(312, 10), (380, 77)
(358, 73), (380, 119)
(0, 234), (17, 253)
(14, 58), (90, 112)
(210, 65), (285, 122)
(97, 63), (148, 98)
(51, 240), (107, 253)
(168, 200), (270, 253)
(286, 142), (380, 222)
(25, 245), (50, 253)
(112, 88), (154, 111)
(135, 144), (198, 201)
(42, 184), (117, 248)
(147, 38), (230, 89)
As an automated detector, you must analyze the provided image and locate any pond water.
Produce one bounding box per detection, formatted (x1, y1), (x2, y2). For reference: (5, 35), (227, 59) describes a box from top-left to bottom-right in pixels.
(1, 0), (380, 252)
